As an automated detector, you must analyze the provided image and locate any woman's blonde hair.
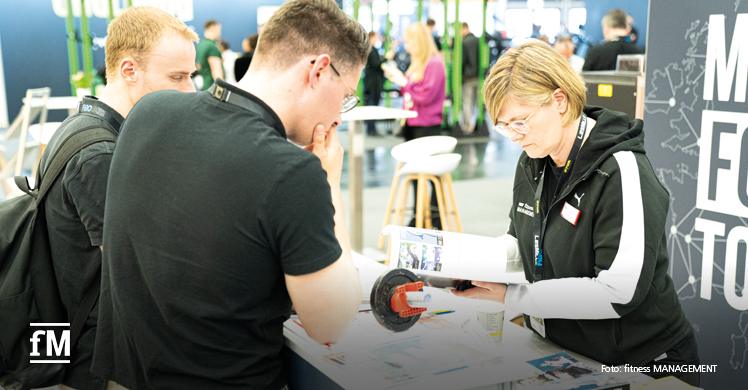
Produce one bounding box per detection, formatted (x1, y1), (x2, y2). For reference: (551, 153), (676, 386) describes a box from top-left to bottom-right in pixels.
(404, 23), (439, 82)
(483, 39), (586, 126)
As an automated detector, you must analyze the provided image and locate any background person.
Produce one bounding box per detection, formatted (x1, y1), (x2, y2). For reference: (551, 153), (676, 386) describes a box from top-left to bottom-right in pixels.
(364, 31), (384, 136)
(460, 22), (479, 134)
(195, 19), (224, 89)
(583, 9), (642, 71)
(234, 33), (258, 82)
(553, 34), (584, 72)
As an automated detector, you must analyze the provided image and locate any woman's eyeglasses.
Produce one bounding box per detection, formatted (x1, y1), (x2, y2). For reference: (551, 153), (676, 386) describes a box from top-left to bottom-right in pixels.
(493, 106), (543, 137)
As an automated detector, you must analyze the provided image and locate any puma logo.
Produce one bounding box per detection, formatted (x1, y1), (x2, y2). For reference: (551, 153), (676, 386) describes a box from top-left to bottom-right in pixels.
(573, 192), (585, 207)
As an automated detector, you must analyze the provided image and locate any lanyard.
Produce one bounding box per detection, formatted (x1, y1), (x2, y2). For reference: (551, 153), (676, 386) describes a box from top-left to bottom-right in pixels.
(533, 114), (587, 281)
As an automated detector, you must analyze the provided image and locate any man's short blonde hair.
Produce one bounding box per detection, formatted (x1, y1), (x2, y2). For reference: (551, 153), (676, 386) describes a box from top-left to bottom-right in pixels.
(602, 9), (628, 30)
(483, 39), (586, 126)
(105, 6), (198, 80)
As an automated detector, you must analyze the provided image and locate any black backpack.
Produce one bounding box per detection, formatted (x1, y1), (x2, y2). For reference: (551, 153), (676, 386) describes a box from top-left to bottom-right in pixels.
(0, 118), (117, 389)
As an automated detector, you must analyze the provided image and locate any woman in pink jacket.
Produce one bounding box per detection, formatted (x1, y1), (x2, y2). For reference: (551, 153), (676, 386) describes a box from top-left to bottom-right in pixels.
(384, 23), (447, 140)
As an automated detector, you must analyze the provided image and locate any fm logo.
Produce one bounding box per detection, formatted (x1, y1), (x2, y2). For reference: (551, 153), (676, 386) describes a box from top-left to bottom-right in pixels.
(29, 323), (71, 364)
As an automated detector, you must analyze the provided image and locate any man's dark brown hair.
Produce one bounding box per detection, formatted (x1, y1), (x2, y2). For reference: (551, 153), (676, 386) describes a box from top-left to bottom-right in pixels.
(255, 0), (368, 71)
(248, 34), (259, 51)
(204, 19), (220, 30)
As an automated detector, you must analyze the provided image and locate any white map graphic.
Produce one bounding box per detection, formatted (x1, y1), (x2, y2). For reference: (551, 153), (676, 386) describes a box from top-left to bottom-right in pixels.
(730, 312), (748, 370)
(644, 18), (747, 372)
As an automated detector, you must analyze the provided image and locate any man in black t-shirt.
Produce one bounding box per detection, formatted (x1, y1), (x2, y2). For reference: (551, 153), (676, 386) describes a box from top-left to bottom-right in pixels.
(583, 9), (642, 71)
(364, 31), (384, 135)
(426, 18), (442, 51)
(41, 7), (197, 390)
(92, 1), (370, 388)
(461, 22), (480, 133)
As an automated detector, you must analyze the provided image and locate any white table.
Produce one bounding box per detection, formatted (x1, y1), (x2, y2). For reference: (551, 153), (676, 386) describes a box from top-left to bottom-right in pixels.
(341, 106), (417, 251)
(283, 253), (653, 390)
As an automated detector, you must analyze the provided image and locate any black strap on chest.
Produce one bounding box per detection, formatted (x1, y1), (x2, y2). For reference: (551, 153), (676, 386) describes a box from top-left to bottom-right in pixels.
(532, 114), (587, 281)
(208, 83), (253, 111)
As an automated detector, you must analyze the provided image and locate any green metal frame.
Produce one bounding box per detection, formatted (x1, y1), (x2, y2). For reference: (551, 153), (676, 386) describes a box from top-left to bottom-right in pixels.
(353, 0), (364, 103)
(440, 0), (490, 129)
(382, 0), (393, 108)
(477, 0), (488, 125)
(450, 0), (462, 127)
(441, 0), (451, 127)
(65, 0), (110, 95)
(64, 0), (80, 95)
(107, 0), (115, 21)
(79, 0), (95, 93)
(416, 0), (423, 22)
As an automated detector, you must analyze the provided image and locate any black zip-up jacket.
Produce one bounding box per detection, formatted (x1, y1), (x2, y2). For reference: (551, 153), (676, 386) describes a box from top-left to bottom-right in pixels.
(504, 106), (693, 366)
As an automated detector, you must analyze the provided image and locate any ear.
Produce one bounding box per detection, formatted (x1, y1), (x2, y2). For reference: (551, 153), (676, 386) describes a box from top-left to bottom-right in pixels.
(308, 54), (331, 89)
(119, 57), (138, 83)
(551, 88), (568, 114)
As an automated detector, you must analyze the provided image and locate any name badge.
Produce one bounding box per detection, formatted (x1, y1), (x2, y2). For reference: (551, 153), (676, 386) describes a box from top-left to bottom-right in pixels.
(530, 315), (546, 338)
(561, 202), (581, 226)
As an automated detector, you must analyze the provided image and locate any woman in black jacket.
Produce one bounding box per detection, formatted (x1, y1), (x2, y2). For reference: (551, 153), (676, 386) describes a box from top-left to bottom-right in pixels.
(453, 40), (700, 387)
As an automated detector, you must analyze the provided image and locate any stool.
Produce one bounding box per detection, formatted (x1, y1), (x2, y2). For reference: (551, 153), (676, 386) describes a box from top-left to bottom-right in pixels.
(377, 136), (457, 249)
(378, 153), (463, 249)
(390, 135), (457, 163)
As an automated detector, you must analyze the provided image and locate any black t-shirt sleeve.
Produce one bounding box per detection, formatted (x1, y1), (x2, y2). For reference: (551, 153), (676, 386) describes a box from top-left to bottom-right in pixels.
(260, 155), (342, 276)
(63, 148), (113, 246)
(582, 46), (599, 71)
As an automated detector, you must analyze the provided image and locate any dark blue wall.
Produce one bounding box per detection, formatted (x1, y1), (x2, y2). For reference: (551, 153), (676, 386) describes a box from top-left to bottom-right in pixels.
(0, 0), (282, 121)
(585, 0), (648, 49)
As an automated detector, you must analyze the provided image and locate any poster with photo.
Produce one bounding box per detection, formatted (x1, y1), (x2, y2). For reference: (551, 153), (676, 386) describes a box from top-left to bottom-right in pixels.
(516, 351), (634, 390)
(527, 351), (579, 373)
(386, 226), (528, 284)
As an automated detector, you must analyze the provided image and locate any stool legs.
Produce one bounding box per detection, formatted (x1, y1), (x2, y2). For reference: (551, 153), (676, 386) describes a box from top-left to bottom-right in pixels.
(395, 175), (413, 227)
(414, 174), (426, 228)
(423, 176), (433, 229)
(380, 172), (462, 250)
(443, 174), (463, 232)
(429, 176), (449, 231)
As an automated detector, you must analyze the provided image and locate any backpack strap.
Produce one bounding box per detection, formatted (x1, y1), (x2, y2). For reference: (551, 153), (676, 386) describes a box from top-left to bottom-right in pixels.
(14, 127), (117, 202)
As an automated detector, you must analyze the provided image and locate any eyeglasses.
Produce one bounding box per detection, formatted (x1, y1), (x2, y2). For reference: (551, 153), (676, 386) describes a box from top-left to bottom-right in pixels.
(493, 106), (542, 137)
(311, 59), (360, 113)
